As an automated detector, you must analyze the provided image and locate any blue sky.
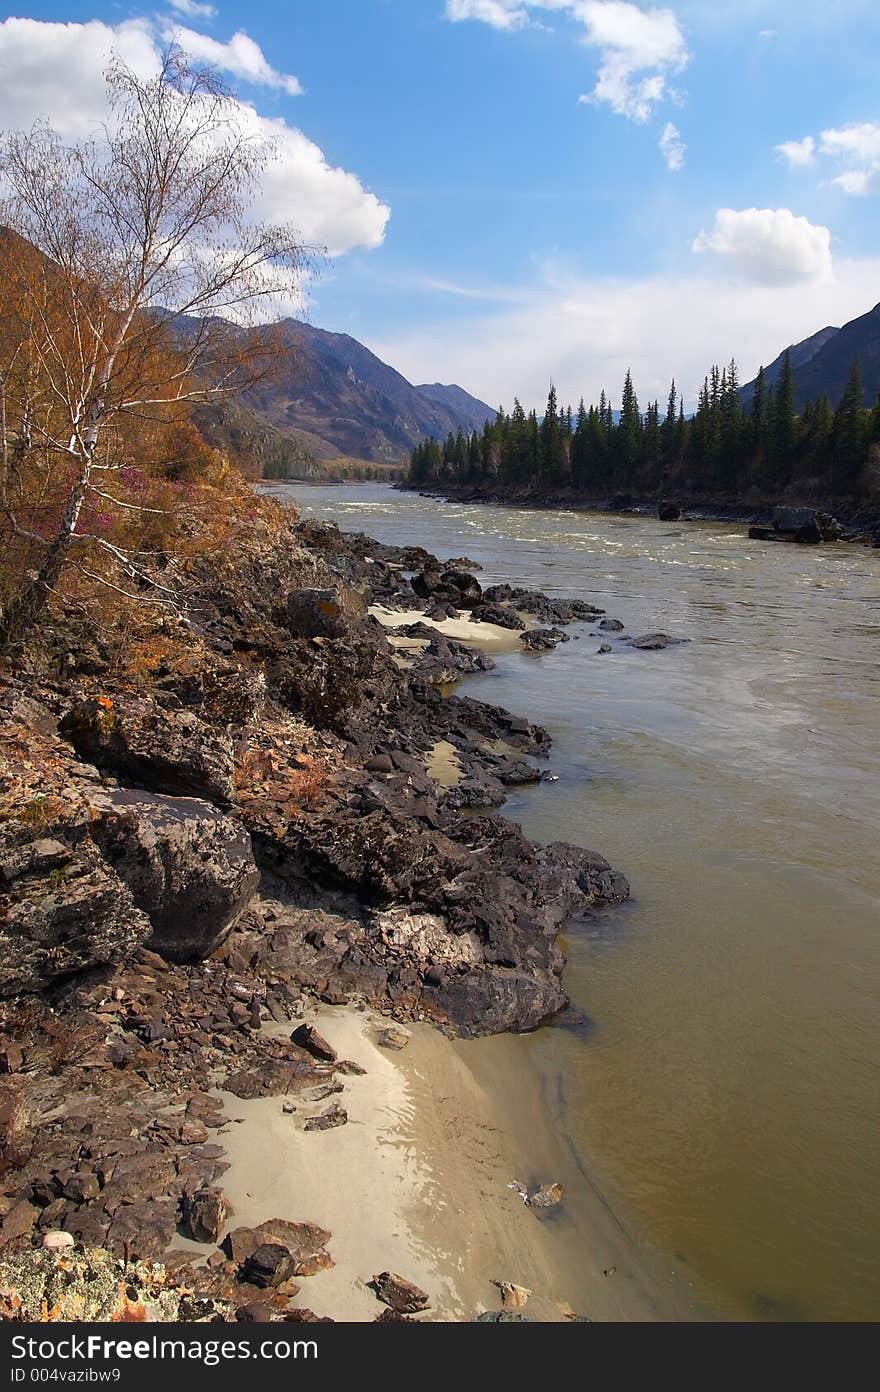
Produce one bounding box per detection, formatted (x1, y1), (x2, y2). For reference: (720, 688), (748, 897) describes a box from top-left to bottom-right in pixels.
(2, 2), (879, 409)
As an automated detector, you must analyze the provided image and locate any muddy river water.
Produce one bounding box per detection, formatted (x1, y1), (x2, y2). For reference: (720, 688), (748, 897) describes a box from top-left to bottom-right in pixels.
(269, 482), (880, 1321)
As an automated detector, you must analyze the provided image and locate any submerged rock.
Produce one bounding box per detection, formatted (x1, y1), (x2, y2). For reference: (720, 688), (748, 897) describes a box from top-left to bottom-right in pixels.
(625, 632), (689, 650)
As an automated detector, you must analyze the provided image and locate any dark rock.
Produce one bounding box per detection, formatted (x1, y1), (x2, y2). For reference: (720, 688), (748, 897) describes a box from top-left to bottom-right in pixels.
(285, 587), (367, 640)
(658, 501), (682, 521)
(88, 789), (259, 963)
(364, 754), (393, 774)
(291, 1023), (337, 1062)
(104, 1199), (179, 1260)
(625, 632), (689, 650)
(0, 827), (151, 998)
(0, 1199), (38, 1248)
(304, 1103), (347, 1132)
(371, 1271), (430, 1314)
(183, 1187), (228, 1244)
(519, 628), (567, 651)
(598, 618), (625, 632)
(469, 604), (526, 631)
(60, 1171), (100, 1204)
(60, 696), (235, 806)
(0, 1042), (23, 1074)
(236, 1301), (276, 1322)
(243, 1243), (298, 1289)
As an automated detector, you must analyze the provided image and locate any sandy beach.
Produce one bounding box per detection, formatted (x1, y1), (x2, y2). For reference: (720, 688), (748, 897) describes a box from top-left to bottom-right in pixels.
(369, 602), (530, 653)
(218, 1006), (703, 1322)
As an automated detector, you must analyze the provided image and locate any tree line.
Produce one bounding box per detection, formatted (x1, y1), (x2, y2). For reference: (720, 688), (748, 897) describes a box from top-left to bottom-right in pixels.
(409, 354), (880, 504)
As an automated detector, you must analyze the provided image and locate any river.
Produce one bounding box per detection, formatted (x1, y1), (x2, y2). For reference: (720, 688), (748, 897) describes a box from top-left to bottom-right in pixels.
(265, 481), (880, 1321)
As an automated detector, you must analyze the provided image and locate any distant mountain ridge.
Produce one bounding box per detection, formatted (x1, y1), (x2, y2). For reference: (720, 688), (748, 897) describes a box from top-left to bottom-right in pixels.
(740, 302), (880, 412)
(237, 319), (494, 466)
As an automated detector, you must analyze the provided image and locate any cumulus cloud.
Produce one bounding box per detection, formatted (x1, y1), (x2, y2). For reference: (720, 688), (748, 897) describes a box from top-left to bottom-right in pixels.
(776, 135), (815, 168)
(574, 2), (689, 122)
(168, 0), (217, 18)
(692, 207), (833, 285)
(0, 15), (389, 281)
(369, 255), (880, 414)
(446, 1), (689, 122)
(659, 120), (685, 170)
(163, 25), (303, 96)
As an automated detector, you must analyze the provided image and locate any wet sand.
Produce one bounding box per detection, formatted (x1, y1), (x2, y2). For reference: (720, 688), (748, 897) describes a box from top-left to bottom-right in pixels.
(219, 1006), (703, 1322)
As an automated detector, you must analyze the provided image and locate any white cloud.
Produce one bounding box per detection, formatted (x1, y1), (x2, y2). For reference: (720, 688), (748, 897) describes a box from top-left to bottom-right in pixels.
(776, 135), (815, 167)
(0, 17), (159, 138)
(820, 121), (880, 196)
(164, 25), (303, 96)
(168, 0), (217, 18)
(369, 255), (880, 414)
(659, 120), (684, 170)
(0, 16), (388, 279)
(831, 169), (873, 196)
(445, 0), (530, 27)
(447, 2), (689, 122)
(775, 122), (880, 196)
(692, 207), (832, 285)
(574, 2), (689, 121)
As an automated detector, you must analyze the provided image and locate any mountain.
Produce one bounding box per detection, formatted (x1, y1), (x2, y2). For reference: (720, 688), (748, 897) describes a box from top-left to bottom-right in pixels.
(238, 319), (494, 466)
(740, 302), (880, 412)
(416, 382), (498, 434)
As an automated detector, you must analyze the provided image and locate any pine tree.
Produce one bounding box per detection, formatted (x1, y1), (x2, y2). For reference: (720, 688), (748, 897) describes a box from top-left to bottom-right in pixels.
(832, 358), (866, 483)
(662, 379), (677, 452)
(617, 368), (640, 473)
(771, 349), (796, 471)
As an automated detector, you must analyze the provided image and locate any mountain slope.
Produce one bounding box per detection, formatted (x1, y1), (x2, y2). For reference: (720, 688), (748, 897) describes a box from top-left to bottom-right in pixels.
(240, 319), (494, 464)
(739, 325), (839, 411)
(740, 303), (880, 412)
(416, 382), (497, 434)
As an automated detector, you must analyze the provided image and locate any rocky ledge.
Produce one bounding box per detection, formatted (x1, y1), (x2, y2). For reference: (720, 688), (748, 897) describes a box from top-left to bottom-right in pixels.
(0, 502), (673, 1305)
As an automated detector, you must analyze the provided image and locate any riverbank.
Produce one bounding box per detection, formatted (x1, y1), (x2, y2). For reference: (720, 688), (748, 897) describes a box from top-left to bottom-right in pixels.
(399, 480), (880, 544)
(219, 1004), (701, 1321)
(0, 487), (683, 1320)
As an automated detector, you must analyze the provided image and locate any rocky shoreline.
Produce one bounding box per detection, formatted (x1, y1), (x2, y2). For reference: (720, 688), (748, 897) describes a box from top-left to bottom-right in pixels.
(401, 482), (880, 547)
(0, 499), (674, 1321)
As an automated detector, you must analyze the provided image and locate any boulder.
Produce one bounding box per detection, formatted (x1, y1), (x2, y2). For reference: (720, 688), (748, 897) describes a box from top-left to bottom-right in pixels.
(658, 501), (682, 521)
(285, 587), (367, 640)
(411, 568), (482, 609)
(60, 697), (235, 806)
(371, 1271), (430, 1314)
(88, 789), (259, 962)
(223, 1219), (332, 1278)
(626, 632), (689, 650)
(291, 1024), (337, 1062)
(183, 1188), (228, 1244)
(520, 628), (567, 651)
(771, 506), (841, 544)
(242, 1243), (298, 1289)
(0, 825), (152, 997)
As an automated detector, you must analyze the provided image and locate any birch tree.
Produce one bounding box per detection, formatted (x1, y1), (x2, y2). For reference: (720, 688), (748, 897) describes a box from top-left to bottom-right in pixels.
(0, 49), (309, 649)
